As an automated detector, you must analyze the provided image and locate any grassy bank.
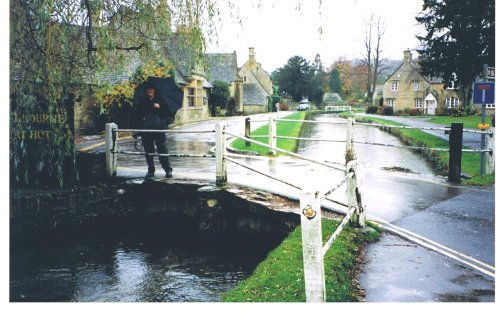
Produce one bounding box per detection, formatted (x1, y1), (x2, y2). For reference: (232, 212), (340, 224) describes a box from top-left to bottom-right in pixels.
(425, 115), (494, 129)
(222, 219), (380, 302)
(340, 112), (494, 186)
(230, 111), (307, 155)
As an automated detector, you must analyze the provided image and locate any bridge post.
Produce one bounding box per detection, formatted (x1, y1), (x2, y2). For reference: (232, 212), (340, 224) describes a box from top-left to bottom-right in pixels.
(299, 188), (326, 302)
(105, 123), (118, 178)
(486, 127), (495, 175)
(245, 117), (251, 147)
(268, 117), (277, 156)
(347, 160), (366, 228)
(345, 118), (356, 163)
(215, 123), (227, 186)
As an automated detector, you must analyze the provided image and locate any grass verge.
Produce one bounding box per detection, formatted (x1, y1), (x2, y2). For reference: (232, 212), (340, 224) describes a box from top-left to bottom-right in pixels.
(230, 111), (307, 155)
(425, 115), (494, 129)
(222, 219), (380, 302)
(346, 114), (494, 186)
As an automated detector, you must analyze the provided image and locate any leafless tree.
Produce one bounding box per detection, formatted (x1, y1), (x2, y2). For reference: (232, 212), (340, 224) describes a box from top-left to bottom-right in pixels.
(361, 14), (386, 104)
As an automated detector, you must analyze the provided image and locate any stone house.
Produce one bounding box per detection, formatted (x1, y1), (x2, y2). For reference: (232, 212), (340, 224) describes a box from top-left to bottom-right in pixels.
(171, 58), (213, 125)
(382, 50), (461, 115)
(238, 48), (273, 114)
(204, 52), (243, 114)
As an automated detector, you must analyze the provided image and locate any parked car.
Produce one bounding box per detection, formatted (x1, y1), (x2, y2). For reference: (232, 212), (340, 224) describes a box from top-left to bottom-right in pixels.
(298, 103), (310, 111)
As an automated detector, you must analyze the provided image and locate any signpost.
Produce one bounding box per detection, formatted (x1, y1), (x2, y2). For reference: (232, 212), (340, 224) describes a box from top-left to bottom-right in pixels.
(473, 81), (495, 176)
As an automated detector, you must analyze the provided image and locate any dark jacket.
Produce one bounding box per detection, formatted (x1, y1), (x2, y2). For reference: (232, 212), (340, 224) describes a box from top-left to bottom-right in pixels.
(135, 96), (171, 129)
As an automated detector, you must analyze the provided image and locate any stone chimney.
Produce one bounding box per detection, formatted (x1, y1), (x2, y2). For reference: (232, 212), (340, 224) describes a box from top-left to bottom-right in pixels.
(403, 49), (412, 64)
(249, 47), (256, 65)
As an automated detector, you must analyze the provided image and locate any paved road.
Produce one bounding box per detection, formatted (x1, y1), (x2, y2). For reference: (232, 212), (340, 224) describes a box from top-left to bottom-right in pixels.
(78, 111), (495, 302)
(356, 114), (485, 150)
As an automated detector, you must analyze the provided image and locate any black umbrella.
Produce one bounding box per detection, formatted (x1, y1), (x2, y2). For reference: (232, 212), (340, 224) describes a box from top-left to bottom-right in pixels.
(133, 76), (184, 120)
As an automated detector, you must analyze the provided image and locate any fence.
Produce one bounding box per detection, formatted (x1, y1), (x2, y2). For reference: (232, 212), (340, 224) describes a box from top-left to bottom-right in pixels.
(105, 119), (366, 302)
(325, 105), (352, 112)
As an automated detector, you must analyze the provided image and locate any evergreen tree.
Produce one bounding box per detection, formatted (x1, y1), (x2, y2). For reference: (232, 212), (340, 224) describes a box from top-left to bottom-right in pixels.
(416, 0), (495, 105)
(273, 56), (312, 102)
(329, 69), (342, 94)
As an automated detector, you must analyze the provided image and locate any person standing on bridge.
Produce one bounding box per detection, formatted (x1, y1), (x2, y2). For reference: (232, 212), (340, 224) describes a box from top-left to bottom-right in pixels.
(135, 85), (173, 178)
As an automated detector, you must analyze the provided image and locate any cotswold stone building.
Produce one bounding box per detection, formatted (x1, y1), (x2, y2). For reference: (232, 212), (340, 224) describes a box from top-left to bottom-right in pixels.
(382, 50), (461, 115)
(204, 52), (243, 114)
(238, 47), (273, 114)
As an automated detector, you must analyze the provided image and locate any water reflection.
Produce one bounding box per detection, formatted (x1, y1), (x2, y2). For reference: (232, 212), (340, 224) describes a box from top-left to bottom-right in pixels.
(11, 222), (257, 302)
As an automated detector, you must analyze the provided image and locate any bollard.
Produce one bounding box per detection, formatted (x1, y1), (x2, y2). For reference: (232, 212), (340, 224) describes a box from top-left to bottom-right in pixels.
(215, 123), (227, 186)
(245, 117), (251, 147)
(448, 123), (463, 183)
(299, 188), (326, 302)
(345, 118), (355, 163)
(346, 160), (366, 227)
(268, 117), (277, 156)
(105, 123), (118, 178)
(486, 127), (495, 175)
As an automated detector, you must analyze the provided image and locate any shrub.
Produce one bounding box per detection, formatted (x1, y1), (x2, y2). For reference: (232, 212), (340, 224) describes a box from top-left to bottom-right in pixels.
(279, 102), (289, 111)
(409, 109), (423, 116)
(449, 108), (463, 117)
(366, 105), (379, 114)
(379, 106), (394, 116)
(435, 103), (448, 116)
(216, 107), (226, 117)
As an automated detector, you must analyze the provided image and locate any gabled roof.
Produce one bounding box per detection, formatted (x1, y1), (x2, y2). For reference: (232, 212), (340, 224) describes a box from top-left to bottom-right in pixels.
(204, 53), (240, 84)
(383, 60), (429, 85)
(243, 83), (267, 105)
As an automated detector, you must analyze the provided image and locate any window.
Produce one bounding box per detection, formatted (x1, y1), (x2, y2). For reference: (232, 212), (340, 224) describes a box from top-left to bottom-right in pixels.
(187, 88), (195, 107)
(445, 97), (460, 108)
(203, 96), (207, 106)
(415, 99), (423, 108)
(391, 81), (398, 91)
(413, 81), (421, 90)
(387, 99), (394, 107)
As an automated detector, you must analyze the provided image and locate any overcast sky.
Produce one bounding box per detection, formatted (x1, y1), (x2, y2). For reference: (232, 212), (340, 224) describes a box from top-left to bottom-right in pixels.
(206, 0), (425, 72)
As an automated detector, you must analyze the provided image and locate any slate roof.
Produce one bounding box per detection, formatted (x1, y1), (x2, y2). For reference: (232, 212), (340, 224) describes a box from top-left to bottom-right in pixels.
(204, 53), (240, 84)
(243, 83), (267, 105)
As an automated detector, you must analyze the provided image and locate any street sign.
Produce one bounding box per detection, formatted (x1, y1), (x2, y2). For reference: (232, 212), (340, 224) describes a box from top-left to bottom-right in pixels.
(477, 123), (491, 130)
(473, 82), (495, 104)
(487, 67), (495, 79)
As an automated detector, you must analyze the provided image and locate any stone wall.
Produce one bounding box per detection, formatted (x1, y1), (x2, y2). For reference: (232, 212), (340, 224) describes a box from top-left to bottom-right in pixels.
(10, 177), (300, 242)
(243, 104), (268, 115)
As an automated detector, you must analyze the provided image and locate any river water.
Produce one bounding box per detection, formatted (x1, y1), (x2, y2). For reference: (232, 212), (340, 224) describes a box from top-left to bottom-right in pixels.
(297, 113), (436, 176)
(10, 214), (266, 302)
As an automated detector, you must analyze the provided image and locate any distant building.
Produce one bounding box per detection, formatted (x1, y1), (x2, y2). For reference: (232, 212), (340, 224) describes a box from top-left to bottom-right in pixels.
(382, 50), (461, 115)
(238, 47), (273, 114)
(204, 52), (243, 114)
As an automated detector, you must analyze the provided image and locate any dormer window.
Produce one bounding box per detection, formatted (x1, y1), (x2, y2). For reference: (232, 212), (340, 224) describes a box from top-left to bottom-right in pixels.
(391, 81), (398, 91)
(413, 81), (421, 90)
